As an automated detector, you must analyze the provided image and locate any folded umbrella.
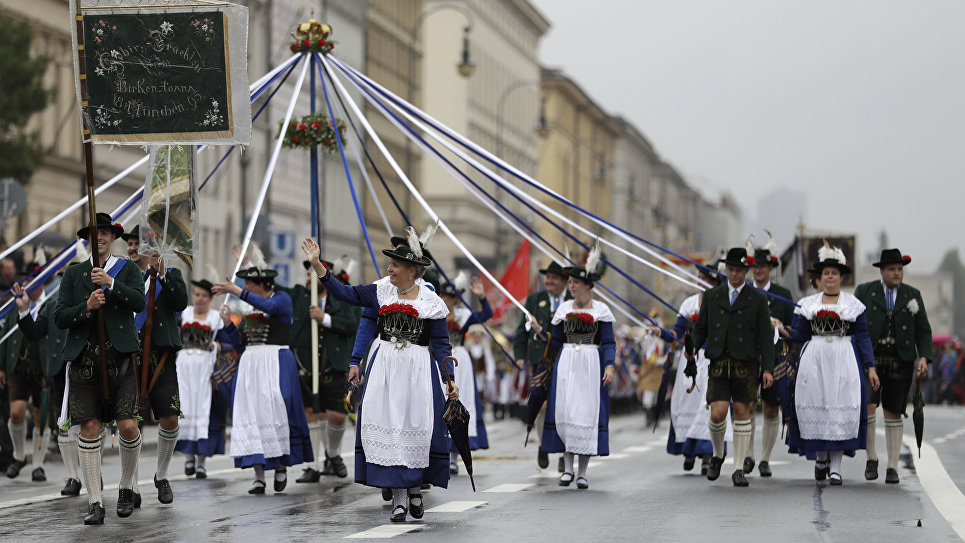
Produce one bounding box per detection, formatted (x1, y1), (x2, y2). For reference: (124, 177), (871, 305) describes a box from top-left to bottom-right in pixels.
(440, 356), (476, 491)
(651, 345), (679, 433)
(772, 342), (799, 439)
(913, 375), (924, 458)
(523, 363), (551, 447)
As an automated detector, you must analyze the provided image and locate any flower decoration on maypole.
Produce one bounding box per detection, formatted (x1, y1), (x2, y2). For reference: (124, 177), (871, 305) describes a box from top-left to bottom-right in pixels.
(289, 18), (336, 54)
(280, 113), (346, 152)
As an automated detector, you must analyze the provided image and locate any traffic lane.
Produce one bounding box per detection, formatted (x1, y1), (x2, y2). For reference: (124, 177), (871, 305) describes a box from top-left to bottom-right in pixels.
(920, 404), (965, 495)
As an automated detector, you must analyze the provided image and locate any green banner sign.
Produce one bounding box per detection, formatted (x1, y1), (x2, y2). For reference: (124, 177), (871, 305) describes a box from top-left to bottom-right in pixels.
(83, 11), (234, 142)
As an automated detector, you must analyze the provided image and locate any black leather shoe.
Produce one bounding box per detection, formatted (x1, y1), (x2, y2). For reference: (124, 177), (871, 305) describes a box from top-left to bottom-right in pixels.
(84, 502), (105, 525)
(557, 456), (565, 473)
(559, 472), (574, 487)
(758, 461), (772, 478)
(248, 480), (266, 494)
(117, 489), (135, 518)
(829, 472), (843, 486)
(274, 468), (288, 492)
(6, 459), (26, 479)
(742, 457), (755, 475)
(195, 466), (207, 479)
(296, 467), (321, 483)
(537, 449), (549, 469)
(706, 456), (724, 481)
(390, 505), (407, 523)
(814, 462), (829, 481)
(576, 477), (589, 490)
(154, 475), (173, 504)
(133, 491), (141, 509)
(732, 470), (749, 487)
(61, 478), (82, 496)
(319, 456), (334, 476)
(329, 455), (348, 478)
(700, 455), (711, 476)
(184, 460), (195, 477)
(885, 468), (899, 484)
(683, 455), (696, 471)
(31, 467), (46, 482)
(381, 488), (393, 501)
(408, 492), (424, 519)
(449, 462), (458, 475)
(865, 459), (879, 481)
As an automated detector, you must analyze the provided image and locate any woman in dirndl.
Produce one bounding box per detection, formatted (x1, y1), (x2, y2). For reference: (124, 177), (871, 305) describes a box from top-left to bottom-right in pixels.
(212, 265), (313, 494)
(439, 272), (493, 474)
(541, 243), (616, 490)
(781, 243), (880, 485)
(301, 227), (459, 524)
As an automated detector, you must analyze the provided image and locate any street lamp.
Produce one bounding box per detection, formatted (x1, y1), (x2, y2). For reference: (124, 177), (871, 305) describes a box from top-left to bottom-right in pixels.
(536, 96), (550, 139)
(457, 26), (475, 78)
(594, 155), (608, 183)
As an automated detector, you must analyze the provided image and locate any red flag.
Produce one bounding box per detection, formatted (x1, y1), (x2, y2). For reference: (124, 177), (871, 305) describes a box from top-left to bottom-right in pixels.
(486, 239), (531, 323)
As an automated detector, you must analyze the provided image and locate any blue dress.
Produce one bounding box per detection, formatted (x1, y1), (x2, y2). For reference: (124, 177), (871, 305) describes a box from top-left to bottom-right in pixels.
(175, 324), (236, 458)
(448, 298), (494, 452)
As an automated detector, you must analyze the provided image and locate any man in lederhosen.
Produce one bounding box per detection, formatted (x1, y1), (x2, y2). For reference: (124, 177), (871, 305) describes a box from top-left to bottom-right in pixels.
(122, 225), (188, 505)
(291, 258), (361, 483)
(689, 247), (775, 488)
(54, 213), (145, 524)
(854, 249), (931, 484)
(513, 261), (570, 471)
(742, 241), (795, 478)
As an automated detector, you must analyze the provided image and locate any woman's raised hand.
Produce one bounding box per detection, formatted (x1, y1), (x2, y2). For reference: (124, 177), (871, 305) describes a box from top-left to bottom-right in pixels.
(469, 277), (485, 297)
(301, 237), (320, 262)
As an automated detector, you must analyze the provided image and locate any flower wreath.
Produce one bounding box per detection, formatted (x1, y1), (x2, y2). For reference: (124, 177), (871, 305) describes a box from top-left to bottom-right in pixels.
(565, 312), (595, 325)
(280, 113), (347, 153)
(181, 322), (212, 332)
(379, 303), (420, 318)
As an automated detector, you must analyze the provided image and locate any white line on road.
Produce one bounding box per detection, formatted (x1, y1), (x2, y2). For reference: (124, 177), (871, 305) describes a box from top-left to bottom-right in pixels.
(345, 525), (422, 539)
(528, 472), (563, 479)
(623, 446), (652, 453)
(904, 436), (965, 541)
(425, 501), (488, 513)
(483, 483), (532, 493)
(599, 453), (630, 460)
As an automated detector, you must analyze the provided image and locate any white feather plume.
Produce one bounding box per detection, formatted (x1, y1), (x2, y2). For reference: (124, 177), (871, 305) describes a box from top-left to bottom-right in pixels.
(249, 242), (268, 270)
(332, 254), (356, 280)
(763, 229), (778, 255)
(745, 236), (755, 257)
(564, 243), (572, 264)
(75, 241), (90, 262)
(343, 257), (357, 282)
(34, 246), (47, 267)
(419, 220), (440, 249)
(818, 240), (846, 265)
(585, 238), (603, 275)
(405, 226), (423, 259)
(207, 263), (220, 283)
(452, 270), (470, 293)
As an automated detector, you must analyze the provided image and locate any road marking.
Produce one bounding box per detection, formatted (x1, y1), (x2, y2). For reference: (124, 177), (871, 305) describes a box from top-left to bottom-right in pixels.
(602, 453), (629, 459)
(483, 483), (532, 493)
(623, 446), (652, 453)
(345, 525), (421, 539)
(425, 500), (487, 513)
(904, 436), (965, 541)
(528, 472), (562, 479)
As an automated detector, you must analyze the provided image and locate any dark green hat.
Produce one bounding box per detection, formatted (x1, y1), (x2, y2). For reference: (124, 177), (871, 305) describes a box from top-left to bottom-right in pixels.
(753, 248), (780, 267)
(539, 261), (568, 277)
(77, 212), (124, 240)
(381, 245), (431, 268)
(236, 266), (278, 280)
(191, 279), (214, 294)
(303, 259), (334, 271)
(389, 235), (433, 261)
(873, 248), (911, 268)
(563, 265), (600, 283)
(121, 225), (140, 242)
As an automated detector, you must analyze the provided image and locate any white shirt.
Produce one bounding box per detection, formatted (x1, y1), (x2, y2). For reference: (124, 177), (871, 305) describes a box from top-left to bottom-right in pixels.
(317, 294), (332, 328)
(728, 283), (745, 302)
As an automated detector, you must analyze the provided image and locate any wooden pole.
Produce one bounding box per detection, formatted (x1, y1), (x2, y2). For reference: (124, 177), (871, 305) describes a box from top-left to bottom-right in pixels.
(139, 267), (159, 406)
(310, 52), (321, 412)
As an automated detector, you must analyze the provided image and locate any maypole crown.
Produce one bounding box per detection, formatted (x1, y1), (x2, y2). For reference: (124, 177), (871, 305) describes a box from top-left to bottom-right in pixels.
(290, 18), (335, 54)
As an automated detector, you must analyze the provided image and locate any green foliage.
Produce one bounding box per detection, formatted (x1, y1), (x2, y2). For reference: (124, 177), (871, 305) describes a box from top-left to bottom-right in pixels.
(0, 13), (54, 183)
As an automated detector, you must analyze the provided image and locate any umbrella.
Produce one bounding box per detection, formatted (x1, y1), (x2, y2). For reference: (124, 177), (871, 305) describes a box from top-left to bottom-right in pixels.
(440, 355), (476, 492)
(523, 363), (551, 447)
(36, 381), (52, 449)
(772, 342), (799, 439)
(651, 344), (680, 433)
(913, 375), (924, 458)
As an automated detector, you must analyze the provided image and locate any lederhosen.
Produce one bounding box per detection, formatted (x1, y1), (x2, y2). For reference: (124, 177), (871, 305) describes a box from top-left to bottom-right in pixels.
(7, 331), (44, 409)
(868, 310), (914, 414)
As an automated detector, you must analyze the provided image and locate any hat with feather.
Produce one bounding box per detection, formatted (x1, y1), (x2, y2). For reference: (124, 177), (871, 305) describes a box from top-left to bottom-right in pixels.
(236, 242), (278, 279)
(440, 270), (470, 297)
(330, 254), (356, 285)
(809, 240), (851, 275)
(382, 223), (436, 268)
(752, 230), (781, 268)
(564, 238), (605, 283)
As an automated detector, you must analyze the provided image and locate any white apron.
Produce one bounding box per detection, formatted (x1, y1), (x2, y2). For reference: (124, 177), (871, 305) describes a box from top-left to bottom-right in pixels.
(176, 306), (222, 442)
(229, 345), (290, 458)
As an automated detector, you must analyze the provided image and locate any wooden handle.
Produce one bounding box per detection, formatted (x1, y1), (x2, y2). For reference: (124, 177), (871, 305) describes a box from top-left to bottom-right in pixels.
(442, 355), (457, 392)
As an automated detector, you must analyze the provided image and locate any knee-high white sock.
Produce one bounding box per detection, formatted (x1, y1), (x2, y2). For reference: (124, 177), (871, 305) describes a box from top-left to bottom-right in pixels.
(760, 416), (780, 462)
(59, 433), (80, 480)
(156, 426), (178, 480)
(326, 422), (345, 458)
(118, 433), (142, 490)
(576, 455), (589, 478)
(318, 420), (330, 459)
(78, 435), (103, 505)
(829, 450), (843, 474)
(563, 452), (574, 474)
(746, 415), (756, 461)
(866, 414), (878, 461)
(709, 420), (727, 458)
(885, 419), (903, 470)
(8, 420), (26, 462)
(391, 488), (407, 509)
(31, 427), (46, 469)
(450, 451), (459, 464)
(732, 420), (753, 473)
(307, 421), (322, 469)
(534, 410), (546, 447)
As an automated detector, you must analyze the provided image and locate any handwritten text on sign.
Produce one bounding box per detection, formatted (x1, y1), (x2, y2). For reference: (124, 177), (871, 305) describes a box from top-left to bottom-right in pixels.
(83, 11), (233, 142)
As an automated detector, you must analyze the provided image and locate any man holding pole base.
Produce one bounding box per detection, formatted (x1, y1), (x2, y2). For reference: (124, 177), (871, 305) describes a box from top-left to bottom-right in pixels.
(54, 213), (145, 524)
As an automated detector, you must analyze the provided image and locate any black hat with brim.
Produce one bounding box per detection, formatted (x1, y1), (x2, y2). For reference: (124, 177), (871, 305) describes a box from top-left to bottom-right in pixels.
(191, 279), (214, 294)
(721, 247), (752, 268)
(381, 246), (431, 268)
(236, 266), (278, 280)
(303, 259), (335, 271)
(873, 248), (912, 268)
(440, 282), (464, 297)
(77, 212), (124, 240)
(753, 249), (780, 268)
(563, 265), (600, 283)
(539, 261), (569, 277)
(389, 235), (434, 261)
(809, 259), (852, 276)
(121, 225), (140, 242)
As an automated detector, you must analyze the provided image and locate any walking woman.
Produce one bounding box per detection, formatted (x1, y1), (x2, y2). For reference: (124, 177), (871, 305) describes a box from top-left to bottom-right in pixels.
(301, 228), (459, 524)
(175, 279), (232, 478)
(212, 263), (313, 494)
(540, 243), (616, 490)
(781, 243), (880, 485)
(439, 272), (493, 474)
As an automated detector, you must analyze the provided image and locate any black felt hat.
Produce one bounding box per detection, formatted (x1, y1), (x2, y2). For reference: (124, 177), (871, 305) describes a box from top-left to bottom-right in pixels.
(191, 279), (214, 294)
(721, 247), (752, 268)
(563, 265), (600, 283)
(77, 212), (124, 240)
(808, 243), (852, 276)
(381, 246), (431, 268)
(539, 261), (569, 277)
(121, 225), (140, 242)
(389, 235), (433, 261)
(753, 249), (780, 268)
(873, 248), (912, 268)
(236, 266), (278, 280)
(303, 259), (335, 271)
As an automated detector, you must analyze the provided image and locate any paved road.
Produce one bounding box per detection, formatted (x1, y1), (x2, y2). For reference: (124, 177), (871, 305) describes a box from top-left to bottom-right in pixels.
(0, 405), (963, 542)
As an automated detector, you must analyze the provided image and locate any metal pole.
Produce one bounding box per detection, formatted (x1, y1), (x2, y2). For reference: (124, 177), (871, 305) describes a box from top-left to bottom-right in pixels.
(309, 52), (321, 412)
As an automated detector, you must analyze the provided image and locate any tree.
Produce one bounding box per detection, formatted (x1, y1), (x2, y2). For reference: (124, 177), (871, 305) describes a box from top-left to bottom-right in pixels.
(0, 13), (53, 183)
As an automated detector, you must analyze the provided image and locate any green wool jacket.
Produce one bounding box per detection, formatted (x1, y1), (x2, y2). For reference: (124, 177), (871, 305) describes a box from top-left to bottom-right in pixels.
(283, 284), (361, 373)
(139, 267), (189, 351)
(54, 257), (146, 360)
(17, 296), (69, 378)
(690, 283), (776, 372)
(1, 309), (42, 374)
(763, 282), (795, 327)
(512, 290), (570, 367)
(854, 280), (933, 362)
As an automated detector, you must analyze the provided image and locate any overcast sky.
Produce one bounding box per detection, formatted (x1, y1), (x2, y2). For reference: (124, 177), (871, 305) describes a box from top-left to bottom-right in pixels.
(531, 0), (965, 270)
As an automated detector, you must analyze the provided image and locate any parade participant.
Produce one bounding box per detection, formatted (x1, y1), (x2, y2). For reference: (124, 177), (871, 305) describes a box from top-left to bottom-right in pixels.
(211, 259), (313, 495)
(174, 279), (231, 479)
(123, 226), (188, 505)
(301, 228), (458, 524)
(513, 260), (569, 471)
(658, 262), (725, 475)
(541, 243), (616, 490)
(53, 212), (145, 524)
(14, 270), (80, 496)
(466, 325), (498, 417)
(689, 247), (775, 488)
(439, 272), (493, 474)
(743, 235), (795, 478)
(854, 249), (931, 484)
(781, 243), (879, 485)
(2, 272), (49, 482)
(289, 257), (361, 483)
